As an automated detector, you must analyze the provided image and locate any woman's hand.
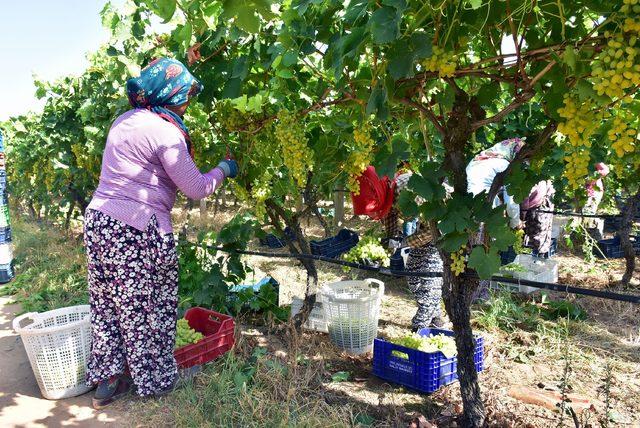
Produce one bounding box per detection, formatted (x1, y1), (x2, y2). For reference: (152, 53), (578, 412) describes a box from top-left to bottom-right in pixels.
(217, 159), (239, 179)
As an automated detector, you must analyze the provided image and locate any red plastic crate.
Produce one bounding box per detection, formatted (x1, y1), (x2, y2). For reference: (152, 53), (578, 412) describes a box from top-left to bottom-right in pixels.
(174, 307), (235, 369)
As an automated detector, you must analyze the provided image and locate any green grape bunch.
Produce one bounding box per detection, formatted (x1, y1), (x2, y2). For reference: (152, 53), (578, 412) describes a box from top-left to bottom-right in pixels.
(592, 0), (640, 100)
(274, 109), (314, 187)
(251, 169), (273, 220)
(608, 114), (637, 158)
(215, 101), (246, 133)
(175, 318), (204, 349)
(345, 122), (375, 194)
(450, 247), (466, 276)
(513, 229), (531, 255)
(423, 46), (457, 78)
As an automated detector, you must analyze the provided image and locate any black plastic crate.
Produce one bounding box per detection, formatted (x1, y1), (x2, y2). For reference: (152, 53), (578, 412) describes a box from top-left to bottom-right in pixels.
(259, 227), (296, 249)
(594, 235), (640, 259)
(499, 246), (517, 265)
(531, 238), (557, 259)
(310, 229), (359, 258)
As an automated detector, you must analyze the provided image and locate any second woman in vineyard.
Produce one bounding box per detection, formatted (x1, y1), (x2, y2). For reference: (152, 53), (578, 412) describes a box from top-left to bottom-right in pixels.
(352, 166), (445, 331)
(83, 58), (238, 408)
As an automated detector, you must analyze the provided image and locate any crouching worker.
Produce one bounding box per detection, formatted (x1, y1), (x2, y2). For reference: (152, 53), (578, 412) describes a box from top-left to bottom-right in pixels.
(84, 58), (238, 408)
(352, 167), (444, 331)
(521, 180), (555, 256)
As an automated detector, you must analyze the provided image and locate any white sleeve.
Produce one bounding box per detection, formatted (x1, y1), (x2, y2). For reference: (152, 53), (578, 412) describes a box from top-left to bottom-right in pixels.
(503, 188), (521, 228)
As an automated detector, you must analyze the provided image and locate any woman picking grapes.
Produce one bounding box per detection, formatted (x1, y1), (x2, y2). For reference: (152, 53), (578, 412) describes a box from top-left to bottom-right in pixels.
(353, 167), (445, 331)
(466, 138), (525, 230)
(84, 58), (238, 408)
(466, 138), (525, 299)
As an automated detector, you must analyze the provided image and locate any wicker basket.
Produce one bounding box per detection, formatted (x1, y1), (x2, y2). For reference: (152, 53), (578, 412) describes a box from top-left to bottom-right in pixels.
(13, 305), (92, 399)
(320, 279), (384, 355)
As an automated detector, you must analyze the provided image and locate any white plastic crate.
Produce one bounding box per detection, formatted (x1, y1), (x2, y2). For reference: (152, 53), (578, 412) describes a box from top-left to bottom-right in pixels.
(320, 278), (384, 355)
(290, 295), (328, 333)
(491, 255), (558, 294)
(552, 217), (571, 238)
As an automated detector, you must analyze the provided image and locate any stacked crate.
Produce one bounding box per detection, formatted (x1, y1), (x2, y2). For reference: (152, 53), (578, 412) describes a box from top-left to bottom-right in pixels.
(0, 131), (13, 284)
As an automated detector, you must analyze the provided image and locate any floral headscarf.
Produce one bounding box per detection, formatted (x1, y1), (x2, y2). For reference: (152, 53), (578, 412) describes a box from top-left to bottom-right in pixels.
(126, 58), (204, 155)
(468, 137), (525, 168)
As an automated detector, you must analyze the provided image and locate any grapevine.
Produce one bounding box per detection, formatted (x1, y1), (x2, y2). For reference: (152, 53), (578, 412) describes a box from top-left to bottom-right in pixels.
(274, 109), (313, 187)
(450, 247), (466, 276)
(345, 122), (375, 195)
(175, 318), (204, 349)
(423, 46), (457, 78)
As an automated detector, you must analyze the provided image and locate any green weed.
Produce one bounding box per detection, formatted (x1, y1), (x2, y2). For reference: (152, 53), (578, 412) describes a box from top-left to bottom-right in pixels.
(129, 339), (384, 427)
(472, 291), (586, 334)
(1, 216), (88, 312)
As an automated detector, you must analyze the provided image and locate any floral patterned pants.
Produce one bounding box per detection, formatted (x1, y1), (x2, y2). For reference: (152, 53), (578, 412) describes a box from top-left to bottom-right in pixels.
(84, 209), (179, 396)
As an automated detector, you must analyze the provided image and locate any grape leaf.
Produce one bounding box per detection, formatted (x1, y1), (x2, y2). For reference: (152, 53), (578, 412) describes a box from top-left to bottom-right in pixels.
(467, 246), (501, 280)
(439, 231), (469, 252)
(397, 191), (419, 217)
(236, 9), (260, 33)
(387, 40), (415, 80)
(366, 84), (389, 120)
(368, 7), (400, 44)
(331, 371), (351, 382)
(145, 0), (177, 22)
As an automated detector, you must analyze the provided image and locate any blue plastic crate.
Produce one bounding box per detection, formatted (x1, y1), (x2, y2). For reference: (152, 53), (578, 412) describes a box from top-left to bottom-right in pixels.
(0, 227), (10, 244)
(259, 227), (296, 249)
(372, 328), (484, 394)
(531, 238), (557, 259)
(0, 263), (13, 284)
(310, 229), (359, 258)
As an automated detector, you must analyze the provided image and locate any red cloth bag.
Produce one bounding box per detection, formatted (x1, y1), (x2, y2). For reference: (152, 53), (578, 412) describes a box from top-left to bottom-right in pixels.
(351, 166), (396, 220)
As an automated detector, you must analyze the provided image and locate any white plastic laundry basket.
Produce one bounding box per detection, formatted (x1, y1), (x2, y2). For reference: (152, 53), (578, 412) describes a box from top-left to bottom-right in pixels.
(321, 278), (384, 355)
(12, 305), (92, 399)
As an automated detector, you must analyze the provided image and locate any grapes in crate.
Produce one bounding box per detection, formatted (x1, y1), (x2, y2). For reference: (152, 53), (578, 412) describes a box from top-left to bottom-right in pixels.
(342, 236), (389, 271)
(391, 332), (457, 358)
(175, 318), (204, 349)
